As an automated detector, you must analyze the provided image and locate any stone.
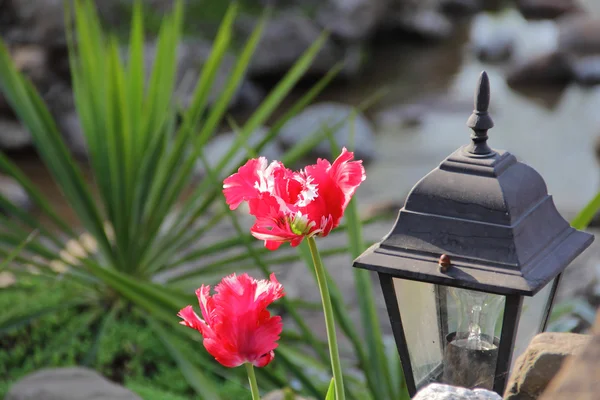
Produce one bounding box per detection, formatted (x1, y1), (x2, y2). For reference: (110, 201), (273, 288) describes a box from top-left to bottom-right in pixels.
(10, 45), (50, 88)
(440, 0), (482, 16)
(278, 102), (376, 162)
(5, 367), (142, 400)
(382, 2), (454, 41)
(194, 127), (284, 178)
(0, 118), (32, 149)
(413, 383), (502, 400)
(374, 95), (474, 129)
(316, 0), (388, 41)
(558, 17), (600, 56)
(517, 0), (582, 20)
(539, 310), (600, 400)
(570, 55), (600, 85)
(0, 271), (17, 288)
(506, 51), (573, 87)
(43, 83), (75, 119)
(504, 332), (590, 400)
(470, 13), (516, 63)
(0, 175), (32, 212)
(142, 40), (248, 112)
(1, 0), (66, 46)
(57, 111), (87, 160)
(238, 12), (361, 79)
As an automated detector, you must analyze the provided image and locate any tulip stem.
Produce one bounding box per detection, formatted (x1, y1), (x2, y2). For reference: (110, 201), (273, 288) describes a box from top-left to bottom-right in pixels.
(307, 236), (346, 400)
(245, 363), (261, 400)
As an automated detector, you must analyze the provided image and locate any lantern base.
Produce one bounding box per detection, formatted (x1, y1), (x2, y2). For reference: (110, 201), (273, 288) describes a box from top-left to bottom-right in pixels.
(442, 332), (500, 390)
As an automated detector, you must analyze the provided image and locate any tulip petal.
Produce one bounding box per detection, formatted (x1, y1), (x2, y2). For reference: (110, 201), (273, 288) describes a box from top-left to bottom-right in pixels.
(179, 273), (285, 368)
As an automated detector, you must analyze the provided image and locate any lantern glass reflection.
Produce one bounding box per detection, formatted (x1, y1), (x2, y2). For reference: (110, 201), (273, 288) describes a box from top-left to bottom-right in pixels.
(392, 279), (508, 391)
(443, 287), (505, 389)
(510, 278), (556, 366)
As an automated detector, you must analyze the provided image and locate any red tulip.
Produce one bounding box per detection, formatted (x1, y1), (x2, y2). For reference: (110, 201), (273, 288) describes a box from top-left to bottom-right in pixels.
(223, 148), (366, 250)
(178, 273), (284, 368)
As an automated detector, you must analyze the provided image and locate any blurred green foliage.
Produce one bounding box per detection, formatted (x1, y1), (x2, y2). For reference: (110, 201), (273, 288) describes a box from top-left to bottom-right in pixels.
(0, 276), (251, 399)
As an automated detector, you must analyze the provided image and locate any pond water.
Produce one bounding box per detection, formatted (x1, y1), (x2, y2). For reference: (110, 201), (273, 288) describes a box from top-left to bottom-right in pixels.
(10, 2), (600, 224)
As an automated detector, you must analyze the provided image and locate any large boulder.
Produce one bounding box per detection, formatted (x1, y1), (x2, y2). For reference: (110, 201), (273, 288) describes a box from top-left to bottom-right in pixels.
(539, 309), (600, 400)
(517, 0), (583, 20)
(316, 0), (389, 41)
(278, 102), (376, 162)
(5, 367), (142, 400)
(506, 51), (573, 87)
(469, 12), (518, 63)
(558, 17), (600, 56)
(381, 0), (454, 41)
(142, 40), (261, 112)
(237, 11), (362, 79)
(504, 332), (590, 400)
(317, 0), (454, 42)
(557, 17), (600, 84)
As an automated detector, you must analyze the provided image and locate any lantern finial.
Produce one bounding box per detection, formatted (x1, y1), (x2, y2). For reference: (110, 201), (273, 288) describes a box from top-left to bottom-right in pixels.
(466, 71), (494, 156)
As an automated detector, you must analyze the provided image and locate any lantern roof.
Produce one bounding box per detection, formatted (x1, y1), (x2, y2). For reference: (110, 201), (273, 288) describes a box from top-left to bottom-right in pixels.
(353, 72), (594, 296)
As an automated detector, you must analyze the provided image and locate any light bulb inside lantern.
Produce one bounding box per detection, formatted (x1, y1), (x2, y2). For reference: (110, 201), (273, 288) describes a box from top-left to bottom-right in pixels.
(442, 287), (505, 389)
(450, 288), (505, 350)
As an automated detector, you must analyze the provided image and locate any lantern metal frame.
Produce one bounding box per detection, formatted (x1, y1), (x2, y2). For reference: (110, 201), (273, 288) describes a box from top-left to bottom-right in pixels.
(353, 71), (594, 396)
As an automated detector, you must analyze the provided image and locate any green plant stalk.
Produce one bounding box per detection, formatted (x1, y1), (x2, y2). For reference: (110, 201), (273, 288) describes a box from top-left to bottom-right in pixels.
(307, 236), (345, 400)
(245, 363), (261, 400)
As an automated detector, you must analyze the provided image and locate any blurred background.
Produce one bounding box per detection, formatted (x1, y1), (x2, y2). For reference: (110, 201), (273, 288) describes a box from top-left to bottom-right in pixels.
(2, 0), (600, 227)
(2, 0), (600, 398)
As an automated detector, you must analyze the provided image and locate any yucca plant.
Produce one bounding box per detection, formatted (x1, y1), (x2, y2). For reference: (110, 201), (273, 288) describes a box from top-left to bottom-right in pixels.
(0, 1), (408, 399)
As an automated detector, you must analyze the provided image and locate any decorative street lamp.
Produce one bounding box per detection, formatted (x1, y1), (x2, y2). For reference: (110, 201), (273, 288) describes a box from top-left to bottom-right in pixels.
(353, 71), (594, 396)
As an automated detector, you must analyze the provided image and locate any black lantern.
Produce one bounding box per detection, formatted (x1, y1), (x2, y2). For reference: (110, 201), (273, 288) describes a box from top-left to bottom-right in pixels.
(353, 71), (594, 396)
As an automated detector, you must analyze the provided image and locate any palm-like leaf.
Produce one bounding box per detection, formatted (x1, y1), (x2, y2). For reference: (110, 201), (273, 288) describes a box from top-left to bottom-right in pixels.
(0, 0), (399, 398)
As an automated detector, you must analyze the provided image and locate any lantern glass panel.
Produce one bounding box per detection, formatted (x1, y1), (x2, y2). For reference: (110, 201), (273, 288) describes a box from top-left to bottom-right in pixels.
(393, 279), (507, 391)
(510, 278), (556, 367)
(392, 279), (443, 387)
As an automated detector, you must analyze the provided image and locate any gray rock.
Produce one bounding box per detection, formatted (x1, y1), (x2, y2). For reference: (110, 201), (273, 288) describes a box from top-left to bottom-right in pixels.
(0, 118), (32, 149)
(142, 40), (247, 112)
(506, 51), (573, 87)
(440, 0), (482, 16)
(374, 96), (474, 129)
(539, 331), (600, 400)
(0, 175), (32, 212)
(1, 0), (66, 46)
(413, 383), (502, 400)
(517, 0), (583, 20)
(238, 11), (361, 79)
(382, 0), (454, 41)
(316, 0), (388, 41)
(558, 17), (600, 56)
(570, 55), (600, 85)
(278, 102), (376, 162)
(470, 13), (516, 63)
(5, 367), (142, 400)
(57, 111), (87, 160)
(195, 127), (284, 178)
(10, 45), (50, 88)
(504, 332), (590, 400)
